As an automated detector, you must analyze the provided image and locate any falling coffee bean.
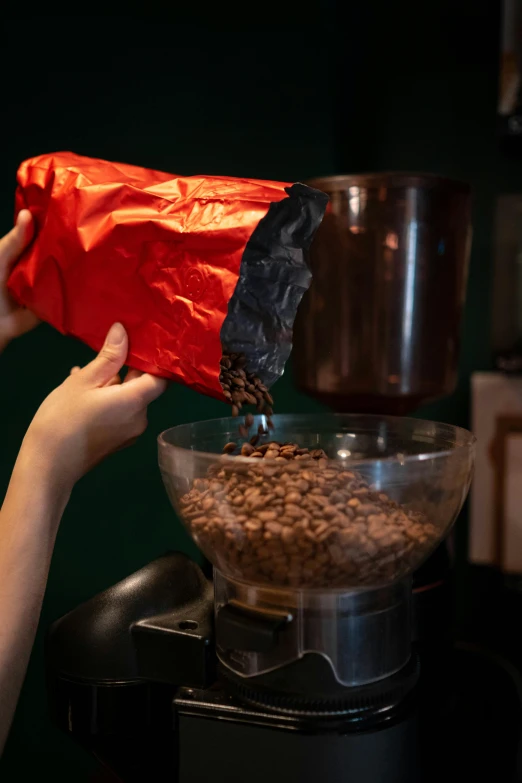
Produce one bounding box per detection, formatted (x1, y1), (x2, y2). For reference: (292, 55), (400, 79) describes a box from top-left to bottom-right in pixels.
(220, 352), (270, 417)
(219, 351), (277, 439)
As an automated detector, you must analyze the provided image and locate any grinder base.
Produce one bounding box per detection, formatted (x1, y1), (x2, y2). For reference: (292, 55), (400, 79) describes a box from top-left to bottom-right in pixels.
(219, 651), (420, 718)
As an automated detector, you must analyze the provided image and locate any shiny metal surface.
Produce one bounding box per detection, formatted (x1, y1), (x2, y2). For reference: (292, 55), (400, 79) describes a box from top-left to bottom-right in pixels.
(293, 173), (472, 414)
(215, 571), (412, 687)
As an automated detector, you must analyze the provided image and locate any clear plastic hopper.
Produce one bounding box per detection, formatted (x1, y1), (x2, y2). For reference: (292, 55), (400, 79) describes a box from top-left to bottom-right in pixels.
(158, 414), (475, 691)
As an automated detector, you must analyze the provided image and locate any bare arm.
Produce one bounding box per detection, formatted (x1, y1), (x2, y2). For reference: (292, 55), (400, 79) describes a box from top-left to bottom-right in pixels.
(0, 208), (46, 749)
(0, 323), (166, 753)
(0, 440), (70, 751)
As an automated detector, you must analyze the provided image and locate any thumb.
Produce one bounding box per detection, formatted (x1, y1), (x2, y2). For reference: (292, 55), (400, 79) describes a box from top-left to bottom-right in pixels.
(82, 323), (128, 386)
(0, 209), (34, 279)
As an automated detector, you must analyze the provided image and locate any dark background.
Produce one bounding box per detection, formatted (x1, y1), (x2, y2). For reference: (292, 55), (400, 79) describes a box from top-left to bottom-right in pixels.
(0, 1), (507, 779)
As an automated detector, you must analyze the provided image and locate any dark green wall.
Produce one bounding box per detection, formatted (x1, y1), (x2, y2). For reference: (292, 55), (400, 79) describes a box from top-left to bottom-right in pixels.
(0, 3), (510, 780)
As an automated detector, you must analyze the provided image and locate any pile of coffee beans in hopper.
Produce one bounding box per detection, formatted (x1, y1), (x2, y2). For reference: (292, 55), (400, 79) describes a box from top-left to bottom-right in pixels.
(179, 353), (438, 588)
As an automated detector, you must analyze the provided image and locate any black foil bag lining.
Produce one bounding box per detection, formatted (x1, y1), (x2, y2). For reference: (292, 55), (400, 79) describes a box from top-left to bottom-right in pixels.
(220, 183), (329, 386)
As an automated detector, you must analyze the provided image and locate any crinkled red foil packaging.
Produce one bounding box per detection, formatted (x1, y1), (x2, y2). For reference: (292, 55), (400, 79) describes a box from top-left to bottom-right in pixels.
(8, 152), (328, 399)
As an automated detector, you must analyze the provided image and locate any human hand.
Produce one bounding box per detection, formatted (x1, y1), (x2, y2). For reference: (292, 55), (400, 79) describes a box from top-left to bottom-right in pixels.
(23, 323), (167, 493)
(0, 210), (39, 352)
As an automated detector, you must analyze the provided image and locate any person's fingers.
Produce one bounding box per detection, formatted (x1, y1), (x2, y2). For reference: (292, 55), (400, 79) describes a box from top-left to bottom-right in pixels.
(0, 210), (34, 278)
(81, 323), (128, 386)
(120, 372), (167, 405)
(1, 308), (40, 340)
(124, 367), (142, 383)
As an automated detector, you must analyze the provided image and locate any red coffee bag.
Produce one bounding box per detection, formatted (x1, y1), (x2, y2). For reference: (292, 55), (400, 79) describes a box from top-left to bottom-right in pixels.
(8, 152), (327, 400)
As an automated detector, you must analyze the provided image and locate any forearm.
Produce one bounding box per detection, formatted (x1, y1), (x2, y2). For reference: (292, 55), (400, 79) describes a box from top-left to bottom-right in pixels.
(0, 437), (71, 753)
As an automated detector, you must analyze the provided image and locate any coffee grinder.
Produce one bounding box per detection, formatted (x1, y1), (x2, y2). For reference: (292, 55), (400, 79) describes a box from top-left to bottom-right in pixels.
(47, 414), (474, 783)
(46, 174), (476, 783)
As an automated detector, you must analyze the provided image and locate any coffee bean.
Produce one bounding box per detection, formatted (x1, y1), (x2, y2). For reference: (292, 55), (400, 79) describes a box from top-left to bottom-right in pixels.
(222, 442), (237, 454)
(258, 511), (278, 523)
(352, 488), (369, 498)
(358, 503), (380, 516)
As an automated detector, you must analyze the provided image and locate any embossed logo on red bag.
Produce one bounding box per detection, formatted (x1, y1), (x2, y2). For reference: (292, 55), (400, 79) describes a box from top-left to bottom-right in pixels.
(183, 268), (206, 300)
(140, 241), (207, 303)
